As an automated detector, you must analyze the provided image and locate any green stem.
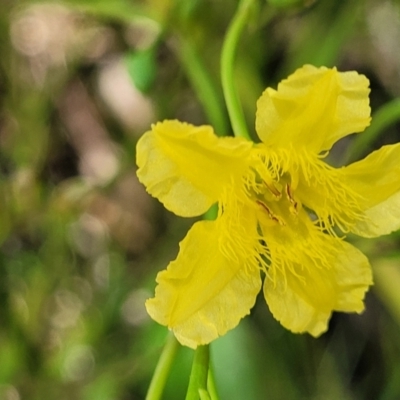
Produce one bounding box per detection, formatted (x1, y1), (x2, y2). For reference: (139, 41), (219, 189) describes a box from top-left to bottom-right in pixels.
(221, 0), (254, 140)
(179, 37), (229, 136)
(146, 333), (180, 400)
(207, 364), (220, 400)
(199, 389), (212, 400)
(185, 345), (210, 400)
(344, 98), (400, 163)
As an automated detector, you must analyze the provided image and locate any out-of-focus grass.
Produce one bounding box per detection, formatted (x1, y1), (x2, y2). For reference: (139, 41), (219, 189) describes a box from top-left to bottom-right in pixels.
(1, 1), (400, 399)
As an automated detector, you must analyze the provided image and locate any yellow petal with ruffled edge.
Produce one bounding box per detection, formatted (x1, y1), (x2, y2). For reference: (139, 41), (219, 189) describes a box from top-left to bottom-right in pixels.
(136, 120), (252, 217)
(264, 236), (372, 336)
(146, 220), (261, 348)
(255, 65), (371, 153)
(342, 143), (400, 237)
(262, 147), (365, 233)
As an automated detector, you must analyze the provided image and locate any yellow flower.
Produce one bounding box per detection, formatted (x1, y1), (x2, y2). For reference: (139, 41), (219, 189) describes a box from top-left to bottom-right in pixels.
(136, 65), (400, 348)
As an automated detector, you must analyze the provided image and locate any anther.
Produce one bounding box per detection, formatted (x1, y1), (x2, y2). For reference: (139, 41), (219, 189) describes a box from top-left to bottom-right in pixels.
(263, 180), (281, 198)
(256, 200), (286, 225)
(285, 184), (298, 214)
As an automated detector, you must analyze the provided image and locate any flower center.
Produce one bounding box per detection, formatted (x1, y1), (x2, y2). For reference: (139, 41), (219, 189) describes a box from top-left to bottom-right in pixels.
(245, 152), (301, 228)
(255, 180), (300, 225)
(247, 146), (366, 235)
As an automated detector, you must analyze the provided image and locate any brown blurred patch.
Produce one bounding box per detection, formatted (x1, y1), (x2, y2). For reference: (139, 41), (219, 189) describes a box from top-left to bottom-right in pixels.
(58, 79), (120, 186)
(87, 171), (158, 255)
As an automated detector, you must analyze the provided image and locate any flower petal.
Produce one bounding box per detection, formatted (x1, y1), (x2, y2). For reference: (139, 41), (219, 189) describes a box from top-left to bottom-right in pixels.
(343, 144), (400, 237)
(256, 65), (370, 153)
(146, 220), (261, 348)
(353, 191), (400, 238)
(136, 120), (252, 217)
(334, 242), (373, 313)
(263, 220), (372, 336)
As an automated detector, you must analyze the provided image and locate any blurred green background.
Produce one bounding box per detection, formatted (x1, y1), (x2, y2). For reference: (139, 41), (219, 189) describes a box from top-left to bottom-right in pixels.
(1, 0), (400, 399)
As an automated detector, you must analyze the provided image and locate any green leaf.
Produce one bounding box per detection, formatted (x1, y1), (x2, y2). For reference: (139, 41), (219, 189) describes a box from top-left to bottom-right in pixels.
(124, 48), (157, 94)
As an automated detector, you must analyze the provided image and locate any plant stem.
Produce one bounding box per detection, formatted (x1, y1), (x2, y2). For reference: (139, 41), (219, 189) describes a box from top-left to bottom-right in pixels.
(207, 364), (221, 400)
(221, 0), (255, 140)
(146, 333), (180, 400)
(185, 345), (210, 400)
(179, 37), (229, 136)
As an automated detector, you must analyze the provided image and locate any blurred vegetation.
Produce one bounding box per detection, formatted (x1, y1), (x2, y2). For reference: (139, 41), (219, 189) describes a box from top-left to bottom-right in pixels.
(1, 0), (400, 399)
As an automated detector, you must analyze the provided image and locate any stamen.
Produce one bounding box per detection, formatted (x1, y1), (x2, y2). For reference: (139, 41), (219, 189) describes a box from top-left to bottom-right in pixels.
(285, 183), (298, 214)
(256, 200), (285, 226)
(263, 179), (281, 198)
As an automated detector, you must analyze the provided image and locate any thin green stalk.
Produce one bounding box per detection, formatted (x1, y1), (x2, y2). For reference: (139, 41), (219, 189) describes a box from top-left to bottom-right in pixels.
(179, 37), (229, 136)
(207, 364), (220, 400)
(344, 98), (400, 163)
(199, 389), (212, 400)
(146, 333), (180, 400)
(185, 345), (210, 400)
(221, 0), (255, 140)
